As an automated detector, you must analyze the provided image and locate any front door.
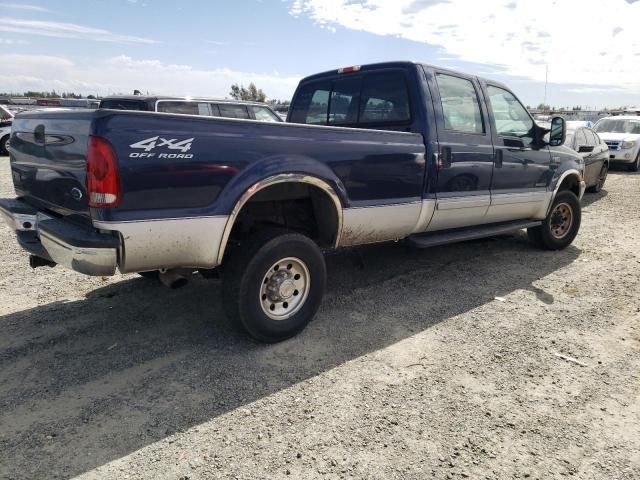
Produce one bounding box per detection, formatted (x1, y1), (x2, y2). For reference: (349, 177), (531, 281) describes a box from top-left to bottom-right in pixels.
(425, 70), (495, 231)
(482, 84), (551, 221)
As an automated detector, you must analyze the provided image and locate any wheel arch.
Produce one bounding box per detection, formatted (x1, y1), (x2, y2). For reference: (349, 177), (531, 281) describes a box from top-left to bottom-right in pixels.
(548, 169), (583, 214)
(216, 174), (344, 265)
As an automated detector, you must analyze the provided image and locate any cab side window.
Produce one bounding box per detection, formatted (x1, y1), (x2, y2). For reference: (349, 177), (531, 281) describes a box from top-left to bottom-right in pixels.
(435, 73), (484, 134)
(575, 129), (587, 147)
(486, 85), (534, 142)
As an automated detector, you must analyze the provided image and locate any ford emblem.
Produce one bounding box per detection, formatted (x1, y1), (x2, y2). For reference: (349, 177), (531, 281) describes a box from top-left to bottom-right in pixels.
(71, 187), (83, 201)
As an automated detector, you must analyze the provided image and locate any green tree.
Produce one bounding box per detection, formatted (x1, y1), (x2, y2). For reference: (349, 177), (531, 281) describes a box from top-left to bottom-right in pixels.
(229, 82), (266, 102)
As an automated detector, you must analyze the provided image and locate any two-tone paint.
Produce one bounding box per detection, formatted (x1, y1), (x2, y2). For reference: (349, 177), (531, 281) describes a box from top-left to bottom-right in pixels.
(4, 61), (584, 276)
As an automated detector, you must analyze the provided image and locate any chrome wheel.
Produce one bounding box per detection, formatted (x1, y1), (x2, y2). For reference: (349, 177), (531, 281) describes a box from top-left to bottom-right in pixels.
(550, 202), (573, 239)
(259, 257), (309, 320)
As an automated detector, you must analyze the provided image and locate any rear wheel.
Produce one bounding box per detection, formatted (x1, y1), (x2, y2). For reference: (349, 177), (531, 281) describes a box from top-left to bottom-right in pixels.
(587, 164), (608, 193)
(222, 228), (326, 343)
(0, 135), (9, 156)
(528, 190), (581, 250)
(628, 152), (640, 172)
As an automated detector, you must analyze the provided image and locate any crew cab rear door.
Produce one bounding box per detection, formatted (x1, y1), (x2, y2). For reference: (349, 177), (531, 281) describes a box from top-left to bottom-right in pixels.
(424, 67), (494, 230)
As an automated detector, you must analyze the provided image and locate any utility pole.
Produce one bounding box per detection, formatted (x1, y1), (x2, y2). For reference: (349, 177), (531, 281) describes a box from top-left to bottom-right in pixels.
(543, 64), (548, 112)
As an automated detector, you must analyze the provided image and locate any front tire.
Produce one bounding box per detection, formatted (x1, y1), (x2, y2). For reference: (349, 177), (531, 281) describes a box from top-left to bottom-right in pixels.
(628, 152), (640, 172)
(0, 135), (9, 156)
(528, 190), (581, 250)
(222, 229), (326, 343)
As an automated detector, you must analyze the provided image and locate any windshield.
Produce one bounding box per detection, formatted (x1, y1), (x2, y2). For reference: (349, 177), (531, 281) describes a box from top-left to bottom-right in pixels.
(594, 119), (640, 134)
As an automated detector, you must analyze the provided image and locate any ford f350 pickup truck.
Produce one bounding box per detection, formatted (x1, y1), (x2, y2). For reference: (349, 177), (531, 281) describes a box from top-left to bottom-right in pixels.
(0, 62), (585, 342)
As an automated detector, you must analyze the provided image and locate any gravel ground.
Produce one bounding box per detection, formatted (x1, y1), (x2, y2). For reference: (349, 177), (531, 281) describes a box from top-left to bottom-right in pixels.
(0, 156), (638, 480)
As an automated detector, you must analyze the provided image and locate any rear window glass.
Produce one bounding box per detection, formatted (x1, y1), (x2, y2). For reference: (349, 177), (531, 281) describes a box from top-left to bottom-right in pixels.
(219, 104), (250, 119)
(328, 78), (360, 125)
(290, 71), (411, 127)
(100, 99), (148, 111)
(359, 72), (410, 123)
(289, 82), (330, 125)
(157, 101), (199, 115)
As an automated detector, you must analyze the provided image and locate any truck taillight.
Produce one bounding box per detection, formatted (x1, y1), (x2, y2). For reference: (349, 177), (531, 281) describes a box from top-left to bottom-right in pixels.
(86, 136), (121, 207)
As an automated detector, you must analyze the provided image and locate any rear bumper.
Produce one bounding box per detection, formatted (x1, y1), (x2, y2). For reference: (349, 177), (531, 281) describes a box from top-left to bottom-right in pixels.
(0, 198), (119, 276)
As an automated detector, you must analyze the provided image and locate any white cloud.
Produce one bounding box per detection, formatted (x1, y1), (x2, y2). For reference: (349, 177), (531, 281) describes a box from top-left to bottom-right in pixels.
(288, 0), (640, 91)
(0, 3), (48, 12)
(0, 37), (27, 44)
(0, 54), (300, 99)
(0, 17), (158, 44)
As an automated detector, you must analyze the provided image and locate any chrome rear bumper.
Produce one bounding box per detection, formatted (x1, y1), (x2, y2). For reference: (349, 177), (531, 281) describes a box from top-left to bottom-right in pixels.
(0, 198), (119, 276)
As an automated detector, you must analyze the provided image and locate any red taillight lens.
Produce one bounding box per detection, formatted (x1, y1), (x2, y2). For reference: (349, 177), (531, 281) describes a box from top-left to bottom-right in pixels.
(87, 136), (121, 207)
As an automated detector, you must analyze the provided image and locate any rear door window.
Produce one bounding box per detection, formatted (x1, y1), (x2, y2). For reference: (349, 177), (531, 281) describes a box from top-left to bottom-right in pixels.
(157, 101), (199, 115)
(436, 74), (484, 134)
(575, 129), (587, 147)
(218, 104), (250, 119)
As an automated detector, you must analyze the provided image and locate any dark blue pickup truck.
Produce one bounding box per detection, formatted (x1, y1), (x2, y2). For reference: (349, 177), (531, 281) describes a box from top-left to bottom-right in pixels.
(0, 61), (585, 342)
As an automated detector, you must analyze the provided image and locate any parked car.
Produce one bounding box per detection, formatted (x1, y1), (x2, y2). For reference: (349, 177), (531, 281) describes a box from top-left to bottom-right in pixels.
(0, 105), (13, 156)
(0, 61), (584, 342)
(564, 125), (609, 192)
(99, 96), (282, 122)
(593, 116), (640, 171)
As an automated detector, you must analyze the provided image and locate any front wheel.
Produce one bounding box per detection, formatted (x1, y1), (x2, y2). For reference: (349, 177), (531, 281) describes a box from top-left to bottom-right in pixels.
(0, 135), (9, 156)
(628, 152), (640, 172)
(222, 229), (326, 343)
(528, 190), (581, 250)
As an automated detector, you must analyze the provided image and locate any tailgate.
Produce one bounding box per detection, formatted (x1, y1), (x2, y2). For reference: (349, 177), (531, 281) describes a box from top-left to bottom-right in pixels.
(9, 109), (95, 223)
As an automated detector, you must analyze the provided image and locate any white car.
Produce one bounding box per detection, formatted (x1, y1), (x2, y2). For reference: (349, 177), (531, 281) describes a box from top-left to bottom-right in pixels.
(0, 105), (13, 156)
(593, 116), (640, 171)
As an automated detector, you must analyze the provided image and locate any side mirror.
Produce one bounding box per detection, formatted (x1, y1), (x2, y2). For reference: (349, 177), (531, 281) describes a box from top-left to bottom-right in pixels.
(549, 116), (566, 146)
(577, 145), (594, 153)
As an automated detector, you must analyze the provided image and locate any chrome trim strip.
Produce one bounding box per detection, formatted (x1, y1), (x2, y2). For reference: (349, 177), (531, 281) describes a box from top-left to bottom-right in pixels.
(491, 191), (547, 206)
(216, 174), (344, 264)
(39, 230), (117, 276)
(94, 216), (228, 273)
(436, 194), (491, 210)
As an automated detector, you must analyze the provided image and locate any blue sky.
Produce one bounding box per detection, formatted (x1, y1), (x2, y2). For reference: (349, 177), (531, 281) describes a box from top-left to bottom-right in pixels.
(1, 0), (639, 108)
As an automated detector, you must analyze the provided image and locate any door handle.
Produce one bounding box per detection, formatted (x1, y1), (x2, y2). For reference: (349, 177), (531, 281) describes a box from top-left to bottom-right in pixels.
(440, 146), (452, 168)
(495, 149), (503, 168)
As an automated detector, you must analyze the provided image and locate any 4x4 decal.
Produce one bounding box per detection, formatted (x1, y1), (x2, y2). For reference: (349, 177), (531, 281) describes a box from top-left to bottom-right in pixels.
(129, 136), (194, 158)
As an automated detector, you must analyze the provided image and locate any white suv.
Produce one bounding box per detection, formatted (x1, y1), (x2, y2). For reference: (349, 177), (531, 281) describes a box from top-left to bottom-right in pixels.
(593, 116), (640, 171)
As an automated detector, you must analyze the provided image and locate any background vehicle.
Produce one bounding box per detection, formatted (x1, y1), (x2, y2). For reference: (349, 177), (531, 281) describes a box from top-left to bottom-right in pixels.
(0, 105), (13, 156)
(564, 125), (609, 192)
(99, 96), (282, 122)
(593, 116), (640, 171)
(1, 62), (584, 342)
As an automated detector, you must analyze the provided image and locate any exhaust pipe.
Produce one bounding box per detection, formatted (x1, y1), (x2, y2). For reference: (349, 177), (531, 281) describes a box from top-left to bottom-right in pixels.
(158, 269), (188, 289)
(29, 255), (56, 269)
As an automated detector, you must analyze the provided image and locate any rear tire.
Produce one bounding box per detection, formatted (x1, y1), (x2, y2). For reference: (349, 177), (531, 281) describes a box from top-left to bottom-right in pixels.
(628, 152), (640, 172)
(587, 164), (608, 193)
(0, 135), (9, 156)
(528, 190), (581, 250)
(222, 228), (326, 343)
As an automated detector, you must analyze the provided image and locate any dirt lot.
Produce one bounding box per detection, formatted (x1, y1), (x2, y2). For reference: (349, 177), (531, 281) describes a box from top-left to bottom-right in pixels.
(0, 157), (638, 480)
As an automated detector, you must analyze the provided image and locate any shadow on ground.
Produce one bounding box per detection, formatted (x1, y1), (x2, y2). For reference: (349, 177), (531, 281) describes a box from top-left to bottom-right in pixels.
(0, 232), (580, 479)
